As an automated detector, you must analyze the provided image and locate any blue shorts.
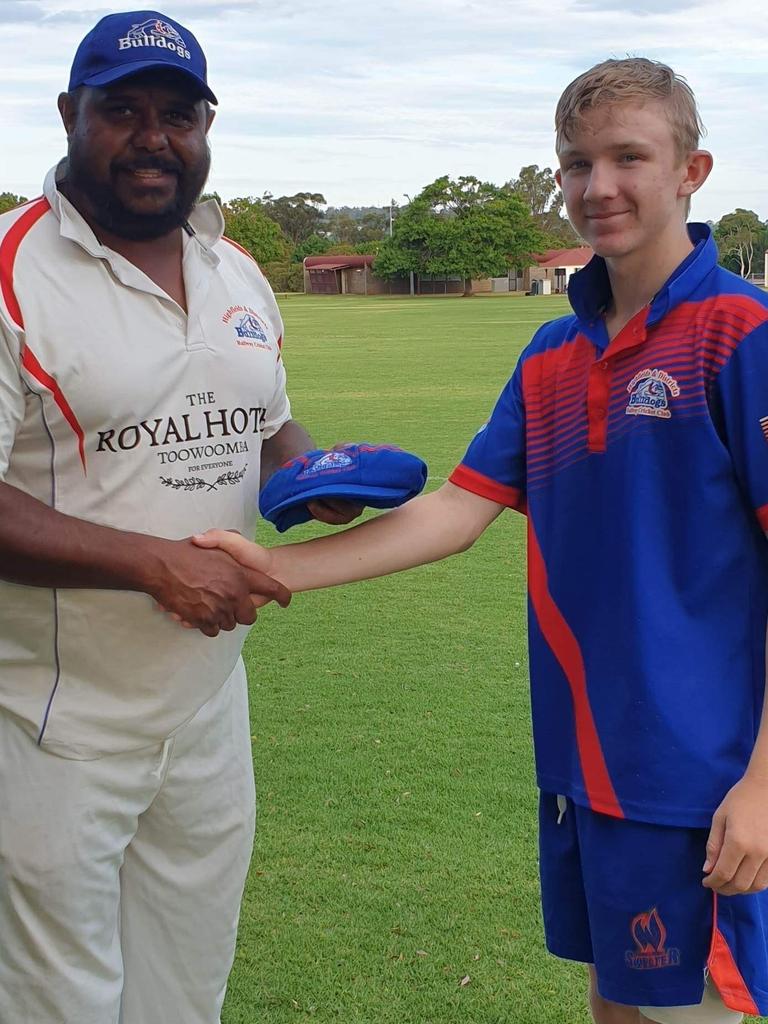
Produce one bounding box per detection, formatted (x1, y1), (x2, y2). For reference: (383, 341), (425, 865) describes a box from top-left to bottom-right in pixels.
(538, 793), (768, 1014)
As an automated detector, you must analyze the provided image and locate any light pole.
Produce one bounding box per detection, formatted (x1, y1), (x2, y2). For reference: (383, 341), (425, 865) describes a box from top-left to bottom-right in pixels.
(402, 194), (415, 296)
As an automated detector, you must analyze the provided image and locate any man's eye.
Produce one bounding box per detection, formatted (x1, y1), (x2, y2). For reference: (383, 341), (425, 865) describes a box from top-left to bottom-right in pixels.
(167, 110), (194, 125)
(567, 160), (587, 171)
(620, 154), (641, 163)
(108, 106), (134, 117)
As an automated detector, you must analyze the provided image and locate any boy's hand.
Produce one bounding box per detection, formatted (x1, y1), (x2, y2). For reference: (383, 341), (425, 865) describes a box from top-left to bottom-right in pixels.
(703, 773), (768, 894)
(191, 531), (277, 611)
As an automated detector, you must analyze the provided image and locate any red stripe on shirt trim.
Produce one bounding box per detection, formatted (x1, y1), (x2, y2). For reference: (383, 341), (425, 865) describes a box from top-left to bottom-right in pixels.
(449, 463), (524, 510)
(527, 521), (623, 818)
(223, 236), (258, 263)
(708, 894), (760, 1015)
(756, 505), (768, 531)
(0, 197), (50, 329)
(22, 346), (87, 474)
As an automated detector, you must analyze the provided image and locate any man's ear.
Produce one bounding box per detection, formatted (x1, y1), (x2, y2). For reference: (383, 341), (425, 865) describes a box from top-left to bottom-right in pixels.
(58, 91), (78, 137)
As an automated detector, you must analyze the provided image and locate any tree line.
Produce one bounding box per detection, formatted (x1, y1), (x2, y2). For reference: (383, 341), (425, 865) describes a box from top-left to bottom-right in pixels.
(1, 169), (765, 291)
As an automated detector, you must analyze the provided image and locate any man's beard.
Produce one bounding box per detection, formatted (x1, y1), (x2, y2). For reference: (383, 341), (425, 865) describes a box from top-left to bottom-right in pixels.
(64, 145), (211, 241)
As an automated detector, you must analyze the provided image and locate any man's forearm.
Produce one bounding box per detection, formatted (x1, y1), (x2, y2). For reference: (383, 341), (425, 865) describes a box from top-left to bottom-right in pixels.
(0, 480), (165, 592)
(259, 420), (315, 486)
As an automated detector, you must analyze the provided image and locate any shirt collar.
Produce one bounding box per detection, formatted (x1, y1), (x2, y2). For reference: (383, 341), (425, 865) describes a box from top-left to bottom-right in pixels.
(43, 162), (225, 259)
(567, 223), (717, 329)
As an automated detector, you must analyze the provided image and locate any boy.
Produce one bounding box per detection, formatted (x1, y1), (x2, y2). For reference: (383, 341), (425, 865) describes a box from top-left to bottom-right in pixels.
(197, 59), (768, 1023)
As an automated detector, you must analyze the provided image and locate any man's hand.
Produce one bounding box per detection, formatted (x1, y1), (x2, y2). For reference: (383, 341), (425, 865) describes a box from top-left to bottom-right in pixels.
(192, 531), (277, 610)
(147, 538), (289, 637)
(306, 497), (365, 526)
(703, 773), (768, 894)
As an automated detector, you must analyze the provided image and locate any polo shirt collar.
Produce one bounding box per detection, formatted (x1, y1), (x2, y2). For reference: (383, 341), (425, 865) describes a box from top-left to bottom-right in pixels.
(568, 223), (717, 329)
(43, 163), (225, 259)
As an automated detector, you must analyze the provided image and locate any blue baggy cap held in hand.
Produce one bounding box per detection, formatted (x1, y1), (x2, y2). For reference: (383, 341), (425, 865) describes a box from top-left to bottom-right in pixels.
(68, 11), (217, 104)
(259, 444), (428, 533)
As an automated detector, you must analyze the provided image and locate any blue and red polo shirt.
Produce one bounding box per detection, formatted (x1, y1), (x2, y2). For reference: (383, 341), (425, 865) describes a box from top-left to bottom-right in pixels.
(450, 225), (768, 827)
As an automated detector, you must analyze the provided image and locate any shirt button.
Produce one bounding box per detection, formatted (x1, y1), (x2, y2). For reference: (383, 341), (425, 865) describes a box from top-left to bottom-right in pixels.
(600, 360), (609, 370)
(594, 407), (607, 420)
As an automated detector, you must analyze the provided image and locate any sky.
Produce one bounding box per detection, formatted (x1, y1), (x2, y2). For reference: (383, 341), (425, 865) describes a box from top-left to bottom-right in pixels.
(1, 0), (766, 224)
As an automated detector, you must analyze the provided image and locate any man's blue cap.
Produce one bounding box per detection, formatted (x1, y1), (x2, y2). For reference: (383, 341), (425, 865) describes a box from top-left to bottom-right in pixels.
(68, 11), (217, 104)
(260, 444), (428, 533)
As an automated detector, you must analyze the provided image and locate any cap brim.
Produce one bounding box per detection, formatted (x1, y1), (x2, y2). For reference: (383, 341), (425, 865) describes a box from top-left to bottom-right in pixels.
(80, 61), (217, 104)
(261, 483), (423, 532)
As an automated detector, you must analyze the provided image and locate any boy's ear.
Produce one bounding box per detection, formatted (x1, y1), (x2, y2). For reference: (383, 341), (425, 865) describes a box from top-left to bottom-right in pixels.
(678, 149), (713, 199)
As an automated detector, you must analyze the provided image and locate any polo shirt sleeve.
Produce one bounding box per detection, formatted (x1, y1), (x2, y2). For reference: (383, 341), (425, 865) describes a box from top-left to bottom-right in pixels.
(712, 321), (768, 531)
(261, 299), (292, 440)
(448, 361), (526, 512)
(0, 313), (24, 479)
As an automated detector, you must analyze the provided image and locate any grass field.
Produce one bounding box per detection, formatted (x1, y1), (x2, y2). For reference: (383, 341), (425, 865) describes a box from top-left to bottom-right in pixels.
(222, 293), (763, 1024)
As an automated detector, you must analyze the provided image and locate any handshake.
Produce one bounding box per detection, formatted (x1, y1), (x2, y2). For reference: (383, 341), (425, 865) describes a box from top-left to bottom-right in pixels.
(151, 497), (361, 637)
(151, 444), (429, 636)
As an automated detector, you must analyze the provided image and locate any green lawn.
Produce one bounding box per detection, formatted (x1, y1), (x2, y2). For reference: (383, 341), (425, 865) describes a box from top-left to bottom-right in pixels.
(222, 294), (760, 1024)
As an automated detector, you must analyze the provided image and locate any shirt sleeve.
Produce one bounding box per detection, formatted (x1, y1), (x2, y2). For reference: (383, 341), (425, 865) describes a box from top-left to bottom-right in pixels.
(0, 312), (25, 479)
(260, 286), (292, 440)
(712, 321), (768, 530)
(448, 359), (526, 512)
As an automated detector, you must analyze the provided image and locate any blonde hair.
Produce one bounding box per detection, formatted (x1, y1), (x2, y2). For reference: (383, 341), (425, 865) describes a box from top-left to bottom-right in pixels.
(555, 57), (704, 160)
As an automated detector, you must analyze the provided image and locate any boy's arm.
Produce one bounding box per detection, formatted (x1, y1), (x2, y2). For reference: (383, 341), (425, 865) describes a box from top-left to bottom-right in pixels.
(195, 482), (505, 594)
(703, 623), (768, 895)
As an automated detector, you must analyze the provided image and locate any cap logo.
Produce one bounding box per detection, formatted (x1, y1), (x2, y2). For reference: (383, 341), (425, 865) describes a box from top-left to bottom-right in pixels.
(118, 19), (191, 60)
(300, 451), (355, 477)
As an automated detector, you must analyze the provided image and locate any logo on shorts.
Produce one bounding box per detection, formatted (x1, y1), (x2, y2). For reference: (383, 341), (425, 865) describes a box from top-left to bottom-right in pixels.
(625, 369), (680, 420)
(119, 19), (192, 60)
(625, 908), (680, 970)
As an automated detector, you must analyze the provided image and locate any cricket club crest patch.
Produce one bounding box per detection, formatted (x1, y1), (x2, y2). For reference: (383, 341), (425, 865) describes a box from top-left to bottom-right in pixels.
(626, 368), (680, 420)
(234, 314), (268, 343)
(298, 451), (355, 479)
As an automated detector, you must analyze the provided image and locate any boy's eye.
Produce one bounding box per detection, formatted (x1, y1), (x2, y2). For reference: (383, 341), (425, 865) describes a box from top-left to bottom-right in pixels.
(620, 153), (641, 163)
(567, 160), (587, 171)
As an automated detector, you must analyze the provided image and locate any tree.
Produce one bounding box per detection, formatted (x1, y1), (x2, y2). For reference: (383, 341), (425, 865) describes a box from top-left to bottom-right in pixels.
(261, 192), (326, 245)
(292, 233), (332, 263)
(374, 175), (545, 295)
(714, 209), (768, 278)
(0, 192), (28, 214)
(220, 197), (291, 263)
(507, 165), (579, 247)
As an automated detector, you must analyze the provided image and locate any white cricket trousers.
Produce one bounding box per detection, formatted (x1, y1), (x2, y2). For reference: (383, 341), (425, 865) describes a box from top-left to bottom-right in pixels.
(0, 660), (256, 1024)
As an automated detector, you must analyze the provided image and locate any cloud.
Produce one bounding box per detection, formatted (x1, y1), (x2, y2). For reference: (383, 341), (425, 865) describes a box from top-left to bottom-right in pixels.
(0, 0), (42, 23)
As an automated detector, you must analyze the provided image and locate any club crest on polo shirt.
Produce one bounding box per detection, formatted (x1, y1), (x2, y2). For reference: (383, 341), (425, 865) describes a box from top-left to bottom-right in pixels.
(298, 451), (355, 478)
(119, 19), (191, 60)
(234, 314), (268, 344)
(625, 368), (680, 420)
(625, 907), (680, 970)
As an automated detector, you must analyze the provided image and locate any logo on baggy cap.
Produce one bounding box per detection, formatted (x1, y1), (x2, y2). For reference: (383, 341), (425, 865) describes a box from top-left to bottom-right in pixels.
(259, 443), (428, 532)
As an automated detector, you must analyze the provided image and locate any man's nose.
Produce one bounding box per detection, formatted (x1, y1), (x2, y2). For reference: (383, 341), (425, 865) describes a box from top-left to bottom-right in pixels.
(132, 111), (169, 152)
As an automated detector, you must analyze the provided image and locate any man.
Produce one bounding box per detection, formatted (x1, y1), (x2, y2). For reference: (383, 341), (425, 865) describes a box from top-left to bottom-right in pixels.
(0, 11), (359, 1023)
(199, 59), (768, 1023)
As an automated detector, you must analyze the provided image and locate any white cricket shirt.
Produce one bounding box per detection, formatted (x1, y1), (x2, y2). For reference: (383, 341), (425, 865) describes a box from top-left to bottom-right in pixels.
(0, 166), (291, 757)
